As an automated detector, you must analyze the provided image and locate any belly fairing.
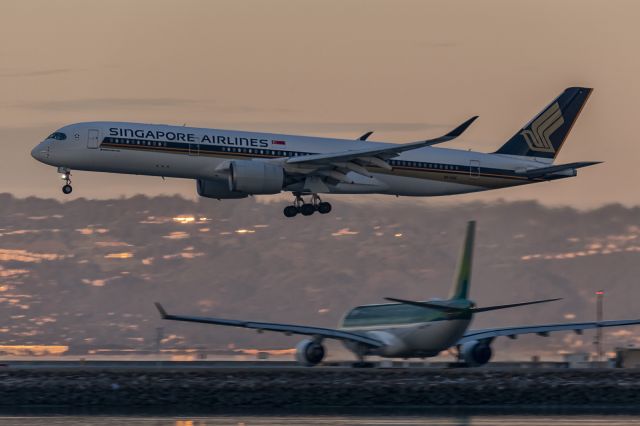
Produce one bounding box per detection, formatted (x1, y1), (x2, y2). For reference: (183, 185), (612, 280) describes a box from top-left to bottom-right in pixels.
(344, 319), (471, 358)
(327, 173), (487, 196)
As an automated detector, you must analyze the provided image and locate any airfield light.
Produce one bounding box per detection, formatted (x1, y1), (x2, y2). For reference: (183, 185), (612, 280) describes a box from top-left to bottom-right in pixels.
(594, 290), (605, 362)
(61, 174), (67, 179)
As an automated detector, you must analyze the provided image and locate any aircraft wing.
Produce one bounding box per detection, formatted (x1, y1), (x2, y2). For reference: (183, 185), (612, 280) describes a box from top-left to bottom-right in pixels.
(285, 116), (478, 171)
(458, 318), (640, 345)
(154, 303), (384, 347)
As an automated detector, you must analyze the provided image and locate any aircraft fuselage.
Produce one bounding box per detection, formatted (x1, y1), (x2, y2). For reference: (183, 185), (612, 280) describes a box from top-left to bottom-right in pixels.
(31, 121), (564, 198)
(341, 317), (471, 358)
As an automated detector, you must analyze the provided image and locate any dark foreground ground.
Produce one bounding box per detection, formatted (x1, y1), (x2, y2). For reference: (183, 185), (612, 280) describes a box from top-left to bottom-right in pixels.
(1, 368), (640, 408)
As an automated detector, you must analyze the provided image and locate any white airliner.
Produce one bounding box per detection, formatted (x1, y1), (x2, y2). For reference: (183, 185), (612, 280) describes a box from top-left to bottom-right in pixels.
(156, 221), (640, 367)
(32, 87), (598, 217)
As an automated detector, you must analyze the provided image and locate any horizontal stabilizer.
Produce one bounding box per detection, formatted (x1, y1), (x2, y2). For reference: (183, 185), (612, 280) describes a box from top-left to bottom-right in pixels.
(384, 297), (463, 312)
(521, 161), (601, 179)
(384, 297), (561, 314)
(471, 298), (562, 313)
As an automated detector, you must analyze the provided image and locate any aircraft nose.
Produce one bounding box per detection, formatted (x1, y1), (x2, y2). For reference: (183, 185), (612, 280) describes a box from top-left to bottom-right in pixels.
(31, 142), (47, 162)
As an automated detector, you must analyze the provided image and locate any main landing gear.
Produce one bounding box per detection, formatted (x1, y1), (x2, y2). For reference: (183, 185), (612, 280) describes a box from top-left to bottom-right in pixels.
(351, 350), (374, 368)
(58, 167), (72, 195)
(283, 193), (332, 218)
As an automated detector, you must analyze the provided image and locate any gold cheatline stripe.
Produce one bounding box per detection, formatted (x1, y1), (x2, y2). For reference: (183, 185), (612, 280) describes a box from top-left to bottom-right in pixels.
(100, 143), (537, 182)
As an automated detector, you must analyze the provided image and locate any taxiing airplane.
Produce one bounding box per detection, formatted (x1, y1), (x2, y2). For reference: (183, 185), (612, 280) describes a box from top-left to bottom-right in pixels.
(155, 221), (640, 366)
(32, 87), (598, 218)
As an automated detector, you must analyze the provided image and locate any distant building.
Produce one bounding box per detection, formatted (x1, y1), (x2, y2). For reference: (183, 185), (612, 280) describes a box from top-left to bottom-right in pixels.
(562, 352), (591, 368)
(615, 347), (640, 368)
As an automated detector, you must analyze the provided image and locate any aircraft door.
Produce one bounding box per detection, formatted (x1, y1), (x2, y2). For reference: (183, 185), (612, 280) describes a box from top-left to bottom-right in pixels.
(188, 143), (199, 156)
(87, 129), (100, 149)
(469, 160), (480, 177)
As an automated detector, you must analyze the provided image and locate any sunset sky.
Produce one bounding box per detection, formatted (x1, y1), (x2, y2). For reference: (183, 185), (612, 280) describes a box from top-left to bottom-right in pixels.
(1, 0), (637, 207)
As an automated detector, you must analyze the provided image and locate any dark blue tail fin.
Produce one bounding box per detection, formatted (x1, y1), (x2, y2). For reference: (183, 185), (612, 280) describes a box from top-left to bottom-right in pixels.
(495, 87), (592, 161)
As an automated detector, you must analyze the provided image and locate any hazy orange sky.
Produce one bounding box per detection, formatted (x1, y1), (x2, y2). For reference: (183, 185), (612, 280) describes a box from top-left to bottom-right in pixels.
(1, 0), (638, 207)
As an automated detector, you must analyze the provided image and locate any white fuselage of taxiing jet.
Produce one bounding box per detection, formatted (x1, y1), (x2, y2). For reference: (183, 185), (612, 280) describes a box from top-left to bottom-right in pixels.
(341, 318), (471, 358)
(31, 121), (559, 197)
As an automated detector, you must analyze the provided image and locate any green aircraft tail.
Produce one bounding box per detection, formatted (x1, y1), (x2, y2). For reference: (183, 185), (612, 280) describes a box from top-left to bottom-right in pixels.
(448, 221), (475, 300)
(386, 220), (561, 314)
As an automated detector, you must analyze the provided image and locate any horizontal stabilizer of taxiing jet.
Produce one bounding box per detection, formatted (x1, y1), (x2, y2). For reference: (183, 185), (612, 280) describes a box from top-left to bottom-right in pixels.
(384, 298), (463, 312)
(469, 298), (562, 313)
(520, 161), (602, 179)
(384, 297), (561, 314)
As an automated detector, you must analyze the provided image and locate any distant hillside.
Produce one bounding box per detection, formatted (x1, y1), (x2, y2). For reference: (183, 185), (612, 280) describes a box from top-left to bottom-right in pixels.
(0, 193), (639, 361)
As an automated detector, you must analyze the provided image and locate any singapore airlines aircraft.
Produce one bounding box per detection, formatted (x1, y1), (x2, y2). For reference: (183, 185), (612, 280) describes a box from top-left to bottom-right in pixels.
(32, 87), (598, 217)
(156, 221), (640, 366)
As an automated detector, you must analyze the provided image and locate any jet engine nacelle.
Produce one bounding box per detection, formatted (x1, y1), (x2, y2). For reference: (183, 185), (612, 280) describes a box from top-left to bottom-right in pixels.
(228, 160), (284, 195)
(295, 339), (325, 366)
(196, 178), (248, 199)
(460, 340), (493, 366)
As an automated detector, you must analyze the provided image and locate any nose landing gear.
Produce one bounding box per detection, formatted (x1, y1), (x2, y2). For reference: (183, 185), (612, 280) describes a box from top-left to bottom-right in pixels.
(283, 193), (332, 218)
(58, 167), (72, 195)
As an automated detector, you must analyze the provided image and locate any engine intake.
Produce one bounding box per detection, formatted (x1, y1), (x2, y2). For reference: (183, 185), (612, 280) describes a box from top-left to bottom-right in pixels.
(229, 160), (284, 195)
(460, 340), (492, 366)
(295, 339), (325, 366)
(197, 178), (248, 199)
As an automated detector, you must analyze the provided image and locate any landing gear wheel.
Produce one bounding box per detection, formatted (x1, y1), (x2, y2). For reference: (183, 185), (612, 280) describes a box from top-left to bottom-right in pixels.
(300, 203), (315, 216)
(283, 205), (298, 218)
(351, 361), (375, 368)
(317, 202), (332, 214)
(285, 193), (332, 217)
(59, 168), (73, 195)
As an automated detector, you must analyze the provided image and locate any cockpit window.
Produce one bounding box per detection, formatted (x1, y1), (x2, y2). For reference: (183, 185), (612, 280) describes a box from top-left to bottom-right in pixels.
(47, 132), (67, 140)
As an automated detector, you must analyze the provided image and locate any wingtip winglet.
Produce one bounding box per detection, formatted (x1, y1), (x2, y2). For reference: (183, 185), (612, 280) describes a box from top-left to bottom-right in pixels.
(446, 116), (479, 138)
(154, 302), (168, 319)
(358, 131), (374, 141)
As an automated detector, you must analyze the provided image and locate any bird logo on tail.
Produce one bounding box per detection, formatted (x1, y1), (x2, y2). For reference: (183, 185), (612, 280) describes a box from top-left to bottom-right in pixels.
(519, 102), (565, 153)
